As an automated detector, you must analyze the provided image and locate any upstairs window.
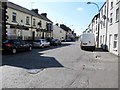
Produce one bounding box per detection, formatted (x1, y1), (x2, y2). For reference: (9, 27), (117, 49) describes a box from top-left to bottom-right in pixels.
(116, 8), (119, 21)
(12, 12), (17, 22)
(111, 1), (113, 9)
(104, 6), (106, 15)
(110, 13), (113, 25)
(26, 16), (30, 25)
(101, 9), (103, 17)
(33, 19), (36, 26)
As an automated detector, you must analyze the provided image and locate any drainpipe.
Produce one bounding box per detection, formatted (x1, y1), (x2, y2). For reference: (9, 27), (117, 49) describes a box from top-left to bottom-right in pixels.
(105, 1), (109, 51)
(31, 15), (33, 40)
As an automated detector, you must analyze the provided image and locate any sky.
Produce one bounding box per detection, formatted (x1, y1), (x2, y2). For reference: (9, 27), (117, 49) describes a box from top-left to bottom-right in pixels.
(8, 0), (106, 35)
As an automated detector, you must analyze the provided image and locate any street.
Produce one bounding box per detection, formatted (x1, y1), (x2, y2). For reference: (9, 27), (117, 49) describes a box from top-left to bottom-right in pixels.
(1, 41), (118, 88)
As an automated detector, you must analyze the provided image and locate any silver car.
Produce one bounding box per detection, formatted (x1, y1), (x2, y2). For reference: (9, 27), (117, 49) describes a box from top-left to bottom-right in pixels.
(33, 39), (50, 48)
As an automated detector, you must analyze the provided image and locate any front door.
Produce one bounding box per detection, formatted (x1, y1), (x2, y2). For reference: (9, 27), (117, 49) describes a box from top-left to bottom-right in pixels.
(109, 34), (112, 52)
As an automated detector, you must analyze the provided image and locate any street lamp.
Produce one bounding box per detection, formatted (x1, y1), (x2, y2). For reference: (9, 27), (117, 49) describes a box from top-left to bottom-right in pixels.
(87, 2), (99, 12)
(87, 2), (100, 48)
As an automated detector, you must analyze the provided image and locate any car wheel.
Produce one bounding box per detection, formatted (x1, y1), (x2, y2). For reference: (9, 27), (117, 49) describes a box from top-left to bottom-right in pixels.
(12, 48), (17, 54)
(29, 47), (32, 51)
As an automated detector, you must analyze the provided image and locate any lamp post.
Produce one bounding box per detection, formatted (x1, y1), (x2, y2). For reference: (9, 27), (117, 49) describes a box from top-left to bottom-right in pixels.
(87, 2), (100, 48)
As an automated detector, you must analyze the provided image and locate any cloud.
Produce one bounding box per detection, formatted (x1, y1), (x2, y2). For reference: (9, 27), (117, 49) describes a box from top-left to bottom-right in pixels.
(77, 7), (83, 11)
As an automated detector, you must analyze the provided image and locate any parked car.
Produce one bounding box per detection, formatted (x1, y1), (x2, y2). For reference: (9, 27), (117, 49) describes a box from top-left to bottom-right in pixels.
(80, 33), (96, 51)
(50, 39), (61, 45)
(24, 40), (33, 47)
(2, 39), (32, 54)
(33, 39), (50, 48)
(65, 39), (71, 42)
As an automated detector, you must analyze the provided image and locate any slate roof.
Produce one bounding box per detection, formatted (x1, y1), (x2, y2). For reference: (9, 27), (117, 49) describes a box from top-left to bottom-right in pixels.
(7, 2), (52, 23)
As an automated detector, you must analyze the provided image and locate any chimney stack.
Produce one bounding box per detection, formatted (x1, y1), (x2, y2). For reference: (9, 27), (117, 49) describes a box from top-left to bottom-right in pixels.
(56, 23), (59, 26)
(32, 9), (39, 14)
(41, 13), (47, 18)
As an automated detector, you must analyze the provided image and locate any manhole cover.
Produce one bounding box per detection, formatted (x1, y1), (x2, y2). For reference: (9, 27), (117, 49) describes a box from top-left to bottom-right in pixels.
(26, 68), (45, 74)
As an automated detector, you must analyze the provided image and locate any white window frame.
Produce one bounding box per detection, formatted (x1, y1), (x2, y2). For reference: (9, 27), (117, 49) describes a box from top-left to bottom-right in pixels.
(110, 13), (113, 25)
(113, 34), (118, 50)
(26, 16), (30, 25)
(116, 8), (119, 22)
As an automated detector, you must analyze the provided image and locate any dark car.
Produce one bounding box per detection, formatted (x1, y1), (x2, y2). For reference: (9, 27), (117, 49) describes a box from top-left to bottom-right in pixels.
(50, 39), (61, 45)
(2, 39), (32, 54)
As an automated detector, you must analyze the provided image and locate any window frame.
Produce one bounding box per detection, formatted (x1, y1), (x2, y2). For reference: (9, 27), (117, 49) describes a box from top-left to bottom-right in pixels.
(12, 12), (17, 22)
(116, 8), (119, 22)
(26, 16), (30, 25)
(113, 34), (118, 49)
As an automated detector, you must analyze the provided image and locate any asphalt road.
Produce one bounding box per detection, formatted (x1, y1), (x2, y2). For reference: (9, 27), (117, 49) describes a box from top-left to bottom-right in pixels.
(1, 41), (118, 88)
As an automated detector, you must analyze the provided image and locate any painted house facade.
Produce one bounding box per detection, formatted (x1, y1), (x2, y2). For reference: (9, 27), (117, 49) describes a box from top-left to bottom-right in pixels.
(99, 0), (119, 56)
(53, 24), (66, 41)
(83, 0), (120, 56)
(6, 2), (53, 40)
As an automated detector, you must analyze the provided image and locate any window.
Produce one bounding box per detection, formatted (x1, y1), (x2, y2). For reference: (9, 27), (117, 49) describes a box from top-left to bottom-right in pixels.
(104, 6), (106, 15)
(33, 19), (36, 26)
(26, 16), (30, 25)
(12, 12), (17, 22)
(100, 36), (102, 44)
(103, 20), (105, 28)
(111, 1), (113, 9)
(110, 13), (113, 24)
(96, 36), (98, 41)
(113, 34), (118, 49)
(101, 22), (102, 29)
(101, 9), (103, 17)
(103, 35), (105, 44)
(116, 8), (119, 21)
(60, 30), (62, 33)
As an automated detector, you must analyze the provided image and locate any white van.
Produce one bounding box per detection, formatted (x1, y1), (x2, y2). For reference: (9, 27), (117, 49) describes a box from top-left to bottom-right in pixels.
(80, 33), (96, 51)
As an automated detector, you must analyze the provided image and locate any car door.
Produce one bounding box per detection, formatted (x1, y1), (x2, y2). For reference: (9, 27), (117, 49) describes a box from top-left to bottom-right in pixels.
(33, 40), (40, 47)
(14, 40), (22, 51)
(45, 40), (49, 46)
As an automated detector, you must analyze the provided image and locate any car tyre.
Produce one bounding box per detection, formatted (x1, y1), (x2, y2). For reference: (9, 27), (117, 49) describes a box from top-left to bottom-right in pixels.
(12, 48), (17, 54)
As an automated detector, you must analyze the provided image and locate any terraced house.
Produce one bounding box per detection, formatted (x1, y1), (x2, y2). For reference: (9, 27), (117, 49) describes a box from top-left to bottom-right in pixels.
(85, 0), (120, 56)
(5, 2), (53, 40)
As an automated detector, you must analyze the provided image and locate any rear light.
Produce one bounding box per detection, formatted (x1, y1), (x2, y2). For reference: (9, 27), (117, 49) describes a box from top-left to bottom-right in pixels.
(5, 44), (12, 47)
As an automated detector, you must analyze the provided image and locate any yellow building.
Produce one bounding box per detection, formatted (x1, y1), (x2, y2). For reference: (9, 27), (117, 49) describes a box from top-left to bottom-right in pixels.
(6, 2), (53, 40)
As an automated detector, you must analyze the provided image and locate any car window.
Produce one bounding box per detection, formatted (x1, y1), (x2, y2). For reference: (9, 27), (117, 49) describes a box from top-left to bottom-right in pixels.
(3, 40), (14, 44)
(14, 40), (21, 45)
(34, 40), (40, 42)
(42, 40), (45, 42)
